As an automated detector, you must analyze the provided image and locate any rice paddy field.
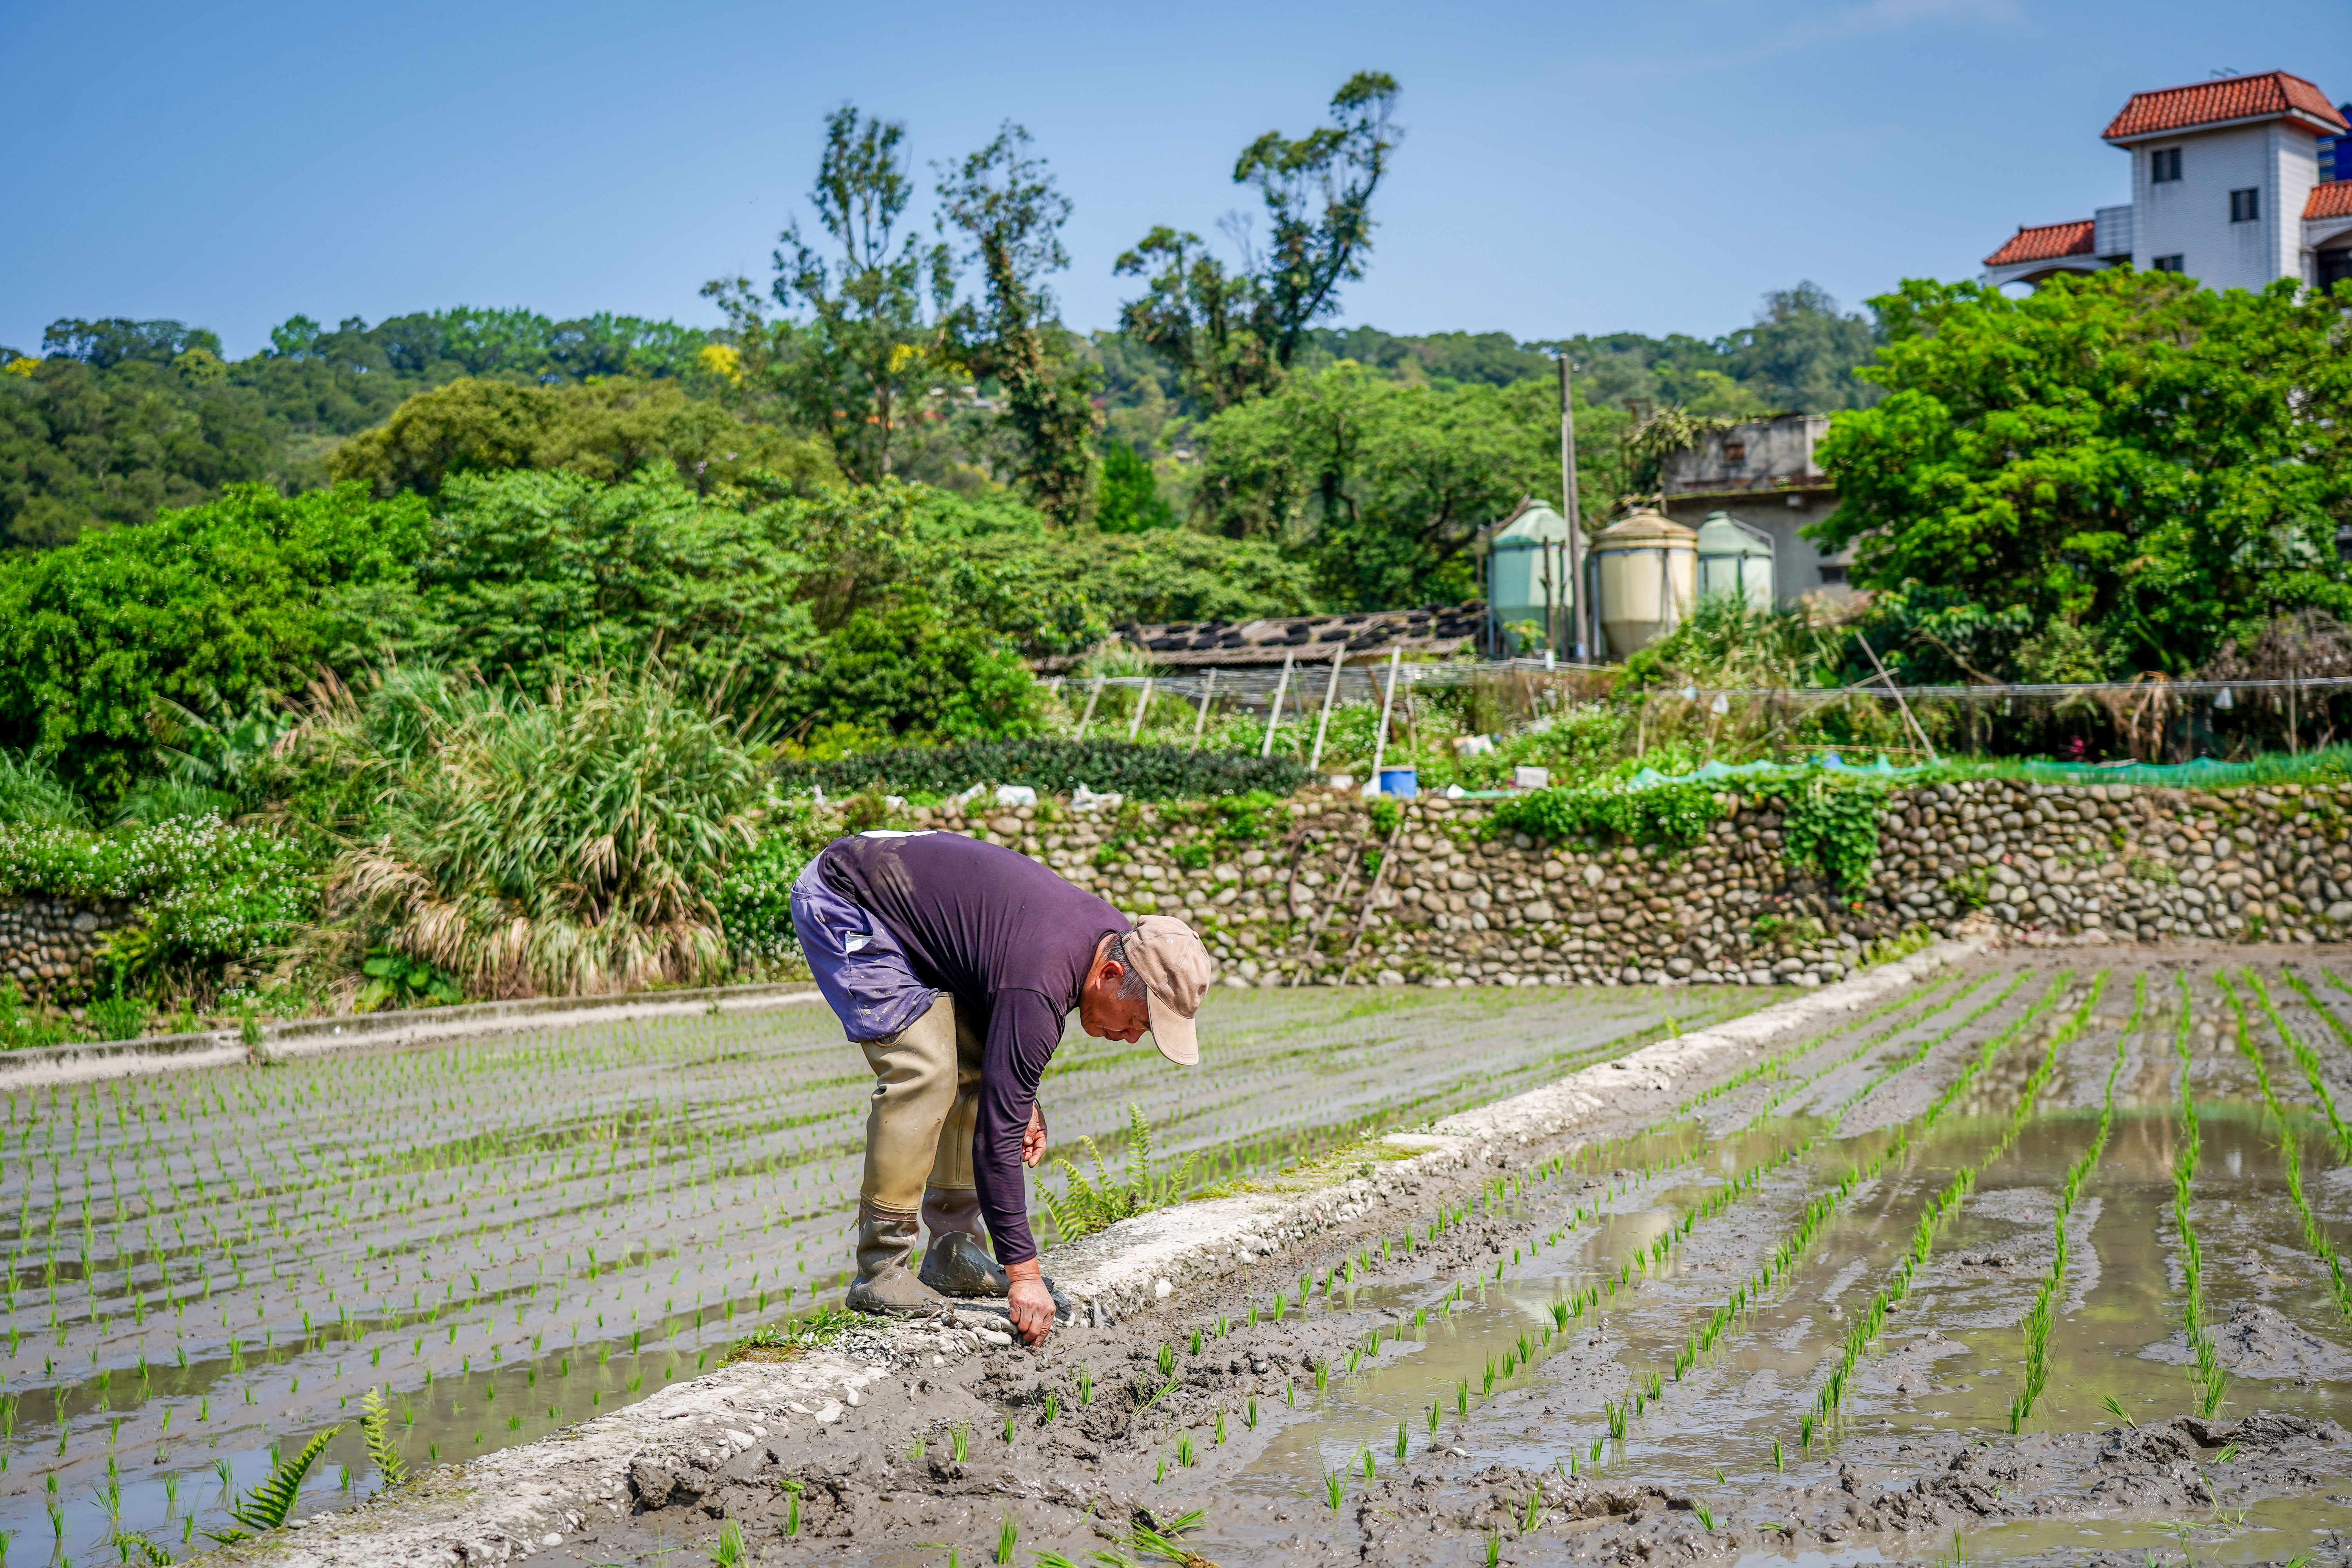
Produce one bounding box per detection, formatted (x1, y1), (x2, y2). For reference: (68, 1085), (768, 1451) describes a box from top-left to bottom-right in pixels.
(0, 982), (1766, 1564)
(1180, 953), (2352, 1564)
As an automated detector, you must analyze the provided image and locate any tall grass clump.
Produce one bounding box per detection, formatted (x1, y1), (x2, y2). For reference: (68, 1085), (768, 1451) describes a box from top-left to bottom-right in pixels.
(0, 752), (93, 829)
(313, 666), (765, 997)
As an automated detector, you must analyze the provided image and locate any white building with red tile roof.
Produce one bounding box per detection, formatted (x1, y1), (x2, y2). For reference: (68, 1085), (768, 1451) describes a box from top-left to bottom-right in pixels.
(1982, 71), (2352, 294)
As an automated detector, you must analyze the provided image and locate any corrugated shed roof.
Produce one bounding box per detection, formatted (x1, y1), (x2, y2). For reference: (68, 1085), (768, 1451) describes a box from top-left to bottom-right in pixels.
(2102, 71), (2346, 140)
(1984, 219), (2096, 267)
(2308, 181), (2352, 220)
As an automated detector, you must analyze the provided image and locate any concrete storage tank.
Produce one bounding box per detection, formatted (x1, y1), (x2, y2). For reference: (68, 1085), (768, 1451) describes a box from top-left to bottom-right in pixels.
(1485, 499), (1574, 655)
(1694, 510), (1775, 609)
(1593, 509), (1696, 659)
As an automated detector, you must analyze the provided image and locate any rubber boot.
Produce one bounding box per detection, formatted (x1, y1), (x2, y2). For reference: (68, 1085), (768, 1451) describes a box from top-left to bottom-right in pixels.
(918, 1187), (1010, 1297)
(845, 1201), (950, 1317)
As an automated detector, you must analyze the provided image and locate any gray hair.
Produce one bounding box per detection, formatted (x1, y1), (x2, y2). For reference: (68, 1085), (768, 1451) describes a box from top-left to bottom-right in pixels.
(1105, 931), (1151, 1001)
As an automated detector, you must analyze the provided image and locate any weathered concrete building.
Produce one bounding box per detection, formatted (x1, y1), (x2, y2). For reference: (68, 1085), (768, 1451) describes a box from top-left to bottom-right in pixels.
(1983, 71), (2352, 292)
(1658, 413), (1853, 603)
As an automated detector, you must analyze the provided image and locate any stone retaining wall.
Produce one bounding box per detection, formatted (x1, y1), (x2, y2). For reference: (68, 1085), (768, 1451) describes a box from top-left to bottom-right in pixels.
(913, 776), (2352, 986)
(0, 898), (129, 996)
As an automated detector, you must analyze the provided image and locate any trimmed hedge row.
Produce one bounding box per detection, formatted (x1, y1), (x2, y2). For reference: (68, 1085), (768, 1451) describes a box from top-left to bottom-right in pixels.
(773, 739), (1309, 802)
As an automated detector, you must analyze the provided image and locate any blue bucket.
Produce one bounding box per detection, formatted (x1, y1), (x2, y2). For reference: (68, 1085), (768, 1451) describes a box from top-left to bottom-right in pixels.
(1377, 767), (1419, 799)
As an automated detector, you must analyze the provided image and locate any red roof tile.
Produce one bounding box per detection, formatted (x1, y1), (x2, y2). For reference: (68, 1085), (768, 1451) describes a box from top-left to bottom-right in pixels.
(1985, 220), (2096, 268)
(2103, 71), (2346, 141)
(2310, 181), (2352, 221)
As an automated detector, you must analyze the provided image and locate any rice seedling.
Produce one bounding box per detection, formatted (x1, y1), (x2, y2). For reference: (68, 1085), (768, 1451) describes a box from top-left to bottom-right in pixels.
(2258, 971), (2352, 1157)
(1321, 1463), (1346, 1509)
(706, 1519), (744, 1567)
(2174, 977), (2228, 1418)
(2009, 977), (2141, 1432)
(994, 1515), (1017, 1564)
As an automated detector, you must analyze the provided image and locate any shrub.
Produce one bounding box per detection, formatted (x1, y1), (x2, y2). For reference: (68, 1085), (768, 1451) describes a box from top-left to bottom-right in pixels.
(1780, 776), (1886, 896)
(0, 817), (318, 975)
(771, 739), (1308, 801)
(0, 482), (427, 797)
(714, 800), (837, 961)
(1483, 780), (1720, 848)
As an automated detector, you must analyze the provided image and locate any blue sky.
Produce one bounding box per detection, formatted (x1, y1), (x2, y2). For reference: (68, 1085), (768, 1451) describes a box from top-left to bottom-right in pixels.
(2, 0), (2344, 358)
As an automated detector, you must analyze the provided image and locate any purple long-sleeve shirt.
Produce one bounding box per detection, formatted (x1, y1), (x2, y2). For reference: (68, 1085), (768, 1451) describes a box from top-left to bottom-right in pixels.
(817, 831), (1126, 1266)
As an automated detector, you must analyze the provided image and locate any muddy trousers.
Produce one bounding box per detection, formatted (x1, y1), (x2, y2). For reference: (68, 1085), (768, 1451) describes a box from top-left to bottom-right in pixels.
(859, 993), (987, 1245)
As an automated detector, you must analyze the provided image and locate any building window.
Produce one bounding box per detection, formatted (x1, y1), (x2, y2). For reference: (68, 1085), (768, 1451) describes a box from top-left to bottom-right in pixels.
(1721, 441), (1746, 466)
(2152, 254), (2185, 272)
(2151, 147), (2182, 183)
(2229, 187), (2260, 222)
(1817, 564), (1849, 586)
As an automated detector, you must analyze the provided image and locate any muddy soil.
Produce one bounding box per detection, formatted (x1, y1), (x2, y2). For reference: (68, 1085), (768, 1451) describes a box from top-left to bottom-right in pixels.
(520, 949), (2352, 1568)
(2, 983), (1753, 1564)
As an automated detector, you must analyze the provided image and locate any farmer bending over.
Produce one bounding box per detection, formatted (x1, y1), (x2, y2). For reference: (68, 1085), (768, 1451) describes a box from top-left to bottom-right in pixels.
(790, 828), (1212, 1346)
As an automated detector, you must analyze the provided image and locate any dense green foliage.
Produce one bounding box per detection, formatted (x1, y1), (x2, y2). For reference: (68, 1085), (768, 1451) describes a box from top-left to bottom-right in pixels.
(771, 738), (1308, 800)
(1779, 776), (1887, 897)
(1196, 363), (1558, 607)
(0, 816), (317, 975)
(1815, 270), (2352, 679)
(1480, 779), (1721, 848)
(327, 376), (832, 498)
(0, 483), (426, 796)
(0, 309), (714, 547)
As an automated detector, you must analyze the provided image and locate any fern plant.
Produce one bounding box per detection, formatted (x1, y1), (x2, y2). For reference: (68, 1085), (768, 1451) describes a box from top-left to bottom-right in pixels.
(361, 1387), (407, 1487)
(1036, 1103), (1197, 1243)
(208, 1425), (342, 1543)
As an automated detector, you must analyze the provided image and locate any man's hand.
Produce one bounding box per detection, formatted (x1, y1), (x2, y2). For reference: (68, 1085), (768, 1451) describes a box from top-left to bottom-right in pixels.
(1005, 1258), (1054, 1346)
(1020, 1103), (1048, 1169)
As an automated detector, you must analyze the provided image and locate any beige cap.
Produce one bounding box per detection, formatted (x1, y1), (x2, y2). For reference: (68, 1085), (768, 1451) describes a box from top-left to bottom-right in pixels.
(1126, 915), (1213, 1065)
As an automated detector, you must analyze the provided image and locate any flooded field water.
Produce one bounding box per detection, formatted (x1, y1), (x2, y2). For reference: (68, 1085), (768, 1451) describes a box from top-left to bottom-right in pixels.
(0, 981), (1761, 1564)
(1188, 957), (2352, 1565)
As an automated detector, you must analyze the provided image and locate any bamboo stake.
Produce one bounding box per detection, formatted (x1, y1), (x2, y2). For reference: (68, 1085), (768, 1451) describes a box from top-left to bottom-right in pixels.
(1075, 678), (1104, 740)
(1308, 645), (1347, 773)
(1127, 676), (1155, 743)
(1367, 647), (1403, 791)
(1260, 651), (1295, 760)
(1191, 669), (1218, 750)
(1856, 634), (1938, 763)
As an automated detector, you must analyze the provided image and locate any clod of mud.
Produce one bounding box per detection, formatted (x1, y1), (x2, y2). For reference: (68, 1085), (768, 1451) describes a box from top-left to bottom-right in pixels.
(2215, 1301), (2352, 1383)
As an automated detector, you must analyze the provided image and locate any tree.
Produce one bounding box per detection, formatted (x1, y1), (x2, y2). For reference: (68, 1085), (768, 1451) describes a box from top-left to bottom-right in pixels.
(1093, 442), (1175, 533)
(1114, 229), (1279, 412)
(1715, 283), (1882, 413)
(0, 483), (427, 796)
(704, 105), (953, 484)
(1813, 269), (2352, 676)
(328, 377), (833, 498)
(1236, 71), (1401, 370)
(789, 600), (1044, 745)
(0, 354), (281, 548)
(937, 124), (1100, 524)
(1197, 361), (1553, 609)
(1116, 73), (1401, 411)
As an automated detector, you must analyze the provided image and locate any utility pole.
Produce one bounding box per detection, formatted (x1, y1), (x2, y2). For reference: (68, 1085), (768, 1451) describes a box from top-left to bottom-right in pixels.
(1558, 349), (1587, 661)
